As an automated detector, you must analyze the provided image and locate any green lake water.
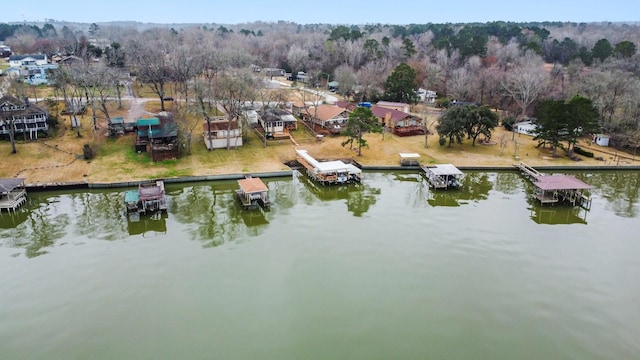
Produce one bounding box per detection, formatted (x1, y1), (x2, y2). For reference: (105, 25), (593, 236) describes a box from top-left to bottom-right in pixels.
(1, 170), (639, 359)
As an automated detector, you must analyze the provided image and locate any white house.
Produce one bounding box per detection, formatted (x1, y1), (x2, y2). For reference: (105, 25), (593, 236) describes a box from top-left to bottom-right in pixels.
(258, 108), (297, 135)
(203, 117), (243, 149)
(513, 120), (537, 135)
(416, 88), (437, 103)
(9, 54), (48, 67)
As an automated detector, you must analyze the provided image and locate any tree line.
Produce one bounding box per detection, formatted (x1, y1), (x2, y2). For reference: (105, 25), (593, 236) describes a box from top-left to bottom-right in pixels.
(2, 19), (640, 153)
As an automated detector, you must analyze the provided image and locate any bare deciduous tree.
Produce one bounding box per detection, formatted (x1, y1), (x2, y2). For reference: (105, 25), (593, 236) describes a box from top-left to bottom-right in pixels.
(215, 70), (256, 150)
(126, 33), (174, 111)
(334, 64), (358, 100)
(286, 44), (308, 82)
(502, 52), (549, 117)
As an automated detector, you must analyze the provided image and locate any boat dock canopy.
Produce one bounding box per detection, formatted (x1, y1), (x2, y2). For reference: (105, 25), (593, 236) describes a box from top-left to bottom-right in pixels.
(421, 164), (464, 189)
(296, 149), (361, 175)
(0, 178), (27, 212)
(238, 177), (269, 194)
(0, 178), (25, 193)
(236, 177), (270, 209)
(423, 164), (464, 177)
(295, 149), (362, 185)
(399, 153), (420, 166)
(533, 175), (591, 190)
(126, 180), (168, 214)
(515, 163), (592, 209)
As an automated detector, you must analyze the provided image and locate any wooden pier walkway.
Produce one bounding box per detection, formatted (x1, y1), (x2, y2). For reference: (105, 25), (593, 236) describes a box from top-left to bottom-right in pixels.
(514, 162), (542, 181)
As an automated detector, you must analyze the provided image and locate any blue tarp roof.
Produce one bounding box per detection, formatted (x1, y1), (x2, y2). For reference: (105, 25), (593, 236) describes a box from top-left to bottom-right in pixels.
(124, 190), (139, 203)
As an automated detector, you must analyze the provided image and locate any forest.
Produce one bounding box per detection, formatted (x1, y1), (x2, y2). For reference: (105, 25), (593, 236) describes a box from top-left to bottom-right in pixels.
(2, 19), (640, 153)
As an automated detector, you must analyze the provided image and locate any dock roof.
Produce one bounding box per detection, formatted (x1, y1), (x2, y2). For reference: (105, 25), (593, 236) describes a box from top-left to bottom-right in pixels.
(296, 149), (361, 175)
(124, 190), (139, 203)
(315, 160), (361, 174)
(0, 178), (25, 193)
(238, 177), (268, 194)
(534, 175), (591, 190)
(424, 164), (463, 176)
(138, 181), (165, 201)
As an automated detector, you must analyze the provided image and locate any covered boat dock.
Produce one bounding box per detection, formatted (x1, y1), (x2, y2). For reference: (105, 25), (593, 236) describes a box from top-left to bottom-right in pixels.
(533, 174), (592, 209)
(421, 164), (464, 189)
(0, 178), (27, 212)
(515, 162), (592, 209)
(236, 177), (271, 210)
(296, 149), (362, 185)
(126, 180), (168, 214)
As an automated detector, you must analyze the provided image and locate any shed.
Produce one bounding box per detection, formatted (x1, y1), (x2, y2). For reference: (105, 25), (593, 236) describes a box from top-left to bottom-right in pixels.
(108, 116), (125, 136)
(593, 134), (609, 147)
(399, 153), (421, 166)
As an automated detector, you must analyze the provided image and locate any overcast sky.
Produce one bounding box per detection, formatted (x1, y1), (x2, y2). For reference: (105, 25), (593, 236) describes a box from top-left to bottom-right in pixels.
(5, 0), (638, 25)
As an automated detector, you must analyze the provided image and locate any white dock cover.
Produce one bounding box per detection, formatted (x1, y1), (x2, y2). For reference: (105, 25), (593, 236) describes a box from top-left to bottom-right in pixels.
(426, 164), (463, 176)
(296, 149), (361, 175)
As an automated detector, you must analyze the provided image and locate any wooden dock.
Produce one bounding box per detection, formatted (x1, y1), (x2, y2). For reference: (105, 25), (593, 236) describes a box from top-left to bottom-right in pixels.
(514, 162), (542, 181)
(515, 162), (592, 209)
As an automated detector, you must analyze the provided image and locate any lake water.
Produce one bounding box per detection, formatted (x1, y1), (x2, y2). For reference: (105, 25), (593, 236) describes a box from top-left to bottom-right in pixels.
(1, 170), (639, 359)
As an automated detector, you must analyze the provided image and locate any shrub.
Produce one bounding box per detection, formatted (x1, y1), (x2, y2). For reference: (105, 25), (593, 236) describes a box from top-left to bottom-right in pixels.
(83, 144), (96, 160)
(436, 98), (451, 108)
(573, 146), (594, 157)
(502, 116), (516, 131)
(47, 116), (59, 128)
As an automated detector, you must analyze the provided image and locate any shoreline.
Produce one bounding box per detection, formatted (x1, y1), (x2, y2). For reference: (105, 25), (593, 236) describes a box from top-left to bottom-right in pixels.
(22, 163), (640, 192)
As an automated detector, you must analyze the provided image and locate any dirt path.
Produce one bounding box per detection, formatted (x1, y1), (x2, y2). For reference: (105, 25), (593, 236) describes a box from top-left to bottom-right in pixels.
(125, 98), (156, 122)
(14, 142), (78, 178)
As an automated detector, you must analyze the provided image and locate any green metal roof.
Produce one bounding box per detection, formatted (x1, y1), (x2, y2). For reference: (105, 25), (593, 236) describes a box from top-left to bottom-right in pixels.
(136, 117), (160, 126)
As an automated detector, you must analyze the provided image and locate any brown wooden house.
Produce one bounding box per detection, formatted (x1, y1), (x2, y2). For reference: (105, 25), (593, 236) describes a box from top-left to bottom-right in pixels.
(371, 106), (424, 137)
(135, 113), (179, 161)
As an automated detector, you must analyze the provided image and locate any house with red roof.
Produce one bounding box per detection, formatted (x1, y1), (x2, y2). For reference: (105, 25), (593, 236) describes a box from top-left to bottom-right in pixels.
(371, 106), (425, 137)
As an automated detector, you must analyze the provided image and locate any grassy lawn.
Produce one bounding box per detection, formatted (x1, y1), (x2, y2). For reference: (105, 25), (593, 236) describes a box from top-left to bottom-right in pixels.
(2, 94), (637, 185)
(133, 81), (178, 99)
(2, 119), (634, 185)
